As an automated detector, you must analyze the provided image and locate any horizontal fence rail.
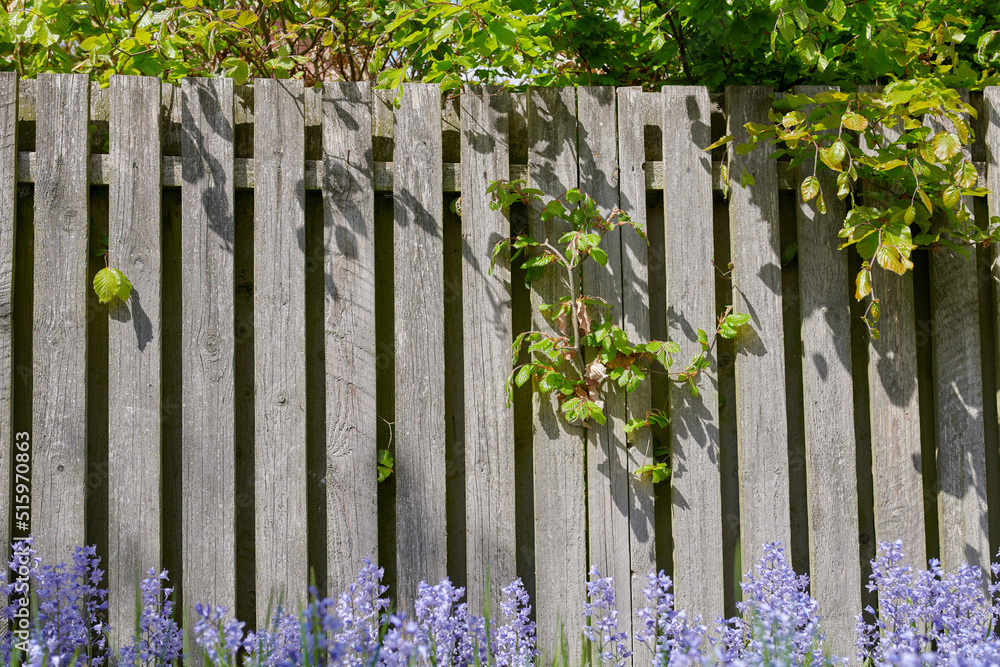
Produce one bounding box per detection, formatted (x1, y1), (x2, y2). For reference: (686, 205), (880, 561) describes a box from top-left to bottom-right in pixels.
(1, 73), (1000, 664)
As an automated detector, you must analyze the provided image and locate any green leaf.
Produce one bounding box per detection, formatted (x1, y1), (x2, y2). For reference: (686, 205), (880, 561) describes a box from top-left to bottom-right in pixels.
(932, 132), (962, 162)
(942, 185), (961, 208)
(489, 21), (516, 46)
(855, 266), (871, 300)
(740, 169), (755, 188)
(800, 176), (820, 201)
(826, 0), (846, 22)
(704, 135), (733, 151)
(94, 267), (120, 305)
(904, 206), (916, 225)
(842, 111), (867, 131)
(590, 247), (608, 266)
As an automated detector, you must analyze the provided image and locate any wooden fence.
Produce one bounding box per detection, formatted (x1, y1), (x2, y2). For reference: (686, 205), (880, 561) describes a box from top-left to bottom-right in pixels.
(1, 72), (1000, 662)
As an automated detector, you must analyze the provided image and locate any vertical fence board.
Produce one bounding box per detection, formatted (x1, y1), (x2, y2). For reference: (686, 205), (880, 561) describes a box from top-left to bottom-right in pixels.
(181, 76), (236, 620)
(322, 82), (378, 594)
(579, 86), (633, 660)
(931, 240), (989, 576)
(460, 85), (516, 611)
(988, 89), (1000, 571)
(662, 86), (725, 619)
(930, 98), (990, 578)
(527, 87), (585, 662)
(254, 78), (308, 617)
(394, 83), (447, 605)
(792, 85), (861, 658)
(725, 86), (791, 570)
(618, 86), (654, 662)
(856, 86), (926, 563)
(33, 73), (90, 560)
(108, 74), (162, 641)
(0, 73), (14, 574)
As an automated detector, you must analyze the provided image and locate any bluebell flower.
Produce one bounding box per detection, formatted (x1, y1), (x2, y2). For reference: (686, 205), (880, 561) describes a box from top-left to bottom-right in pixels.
(493, 578), (537, 667)
(583, 566), (632, 667)
(334, 556), (390, 665)
(118, 568), (183, 666)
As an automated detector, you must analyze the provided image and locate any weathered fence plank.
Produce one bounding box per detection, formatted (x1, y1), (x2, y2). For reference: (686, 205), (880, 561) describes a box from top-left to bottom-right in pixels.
(662, 86), (726, 620)
(527, 86), (586, 662)
(725, 86), (792, 570)
(792, 85), (861, 659)
(460, 85), (516, 611)
(987, 89), (1000, 573)
(254, 78), (308, 618)
(578, 85), (633, 661)
(107, 74), (162, 642)
(619, 86), (654, 663)
(181, 76), (237, 621)
(930, 99), (989, 578)
(322, 81), (379, 594)
(33, 73), (90, 561)
(394, 83), (447, 606)
(0, 72), (15, 579)
(857, 86), (926, 563)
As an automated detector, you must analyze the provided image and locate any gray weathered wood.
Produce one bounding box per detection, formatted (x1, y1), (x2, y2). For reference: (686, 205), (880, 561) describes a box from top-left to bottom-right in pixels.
(792, 85), (861, 659)
(725, 86), (791, 571)
(856, 86), (926, 564)
(619, 86), (654, 664)
(527, 86), (586, 662)
(322, 81), (379, 594)
(930, 98), (989, 578)
(394, 83), (447, 606)
(181, 76), (237, 623)
(108, 74), (162, 644)
(460, 85), (516, 612)
(254, 78), (308, 618)
(579, 86), (633, 662)
(987, 88), (1000, 570)
(663, 86), (725, 620)
(33, 73), (90, 561)
(0, 73), (15, 583)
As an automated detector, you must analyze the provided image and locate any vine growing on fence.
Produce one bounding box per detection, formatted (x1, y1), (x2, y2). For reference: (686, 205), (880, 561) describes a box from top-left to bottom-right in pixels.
(711, 13), (1000, 338)
(487, 179), (750, 482)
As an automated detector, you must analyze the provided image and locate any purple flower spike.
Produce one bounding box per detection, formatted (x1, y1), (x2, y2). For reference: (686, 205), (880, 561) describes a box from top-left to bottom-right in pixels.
(583, 566), (632, 667)
(118, 568), (183, 666)
(494, 578), (538, 667)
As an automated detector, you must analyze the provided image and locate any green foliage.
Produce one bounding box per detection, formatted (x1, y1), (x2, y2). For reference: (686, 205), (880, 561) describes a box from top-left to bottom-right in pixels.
(377, 448), (394, 483)
(490, 179), (750, 481)
(93, 267), (132, 305)
(714, 80), (1000, 335)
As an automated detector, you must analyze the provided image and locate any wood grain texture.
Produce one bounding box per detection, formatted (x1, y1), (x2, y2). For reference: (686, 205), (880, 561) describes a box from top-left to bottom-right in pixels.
(460, 85), (516, 612)
(662, 86), (725, 620)
(181, 76), (237, 621)
(578, 86), (633, 662)
(931, 240), (989, 576)
(930, 99), (989, 578)
(618, 86), (654, 664)
(792, 85), (861, 659)
(856, 87), (926, 563)
(576, 85), (634, 659)
(527, 87), (586, 662)
(725, 86), (791, 571)
(108, 74), (162, 644)
(254, 78), (308, 618)
(394, 83), (447, 607)
(322, 81), (379, 593)
(32, 73), (90, 561)
(987, 89), (1000, 570)
(0, 72), (15, 580)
